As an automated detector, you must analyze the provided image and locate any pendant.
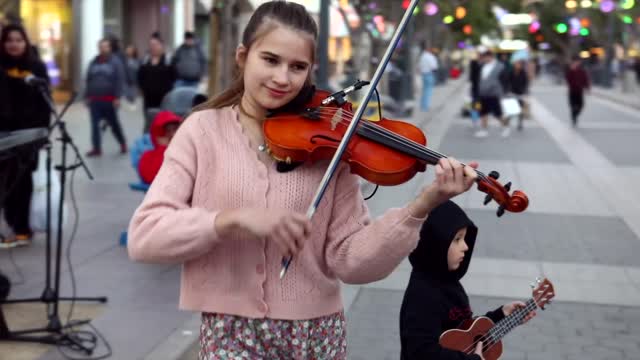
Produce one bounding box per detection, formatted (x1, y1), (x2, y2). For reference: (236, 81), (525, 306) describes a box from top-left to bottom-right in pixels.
(258, 144), (266, 152)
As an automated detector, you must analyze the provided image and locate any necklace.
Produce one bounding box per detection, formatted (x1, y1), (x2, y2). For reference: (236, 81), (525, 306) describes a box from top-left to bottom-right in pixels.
(237, 102), (267, 152)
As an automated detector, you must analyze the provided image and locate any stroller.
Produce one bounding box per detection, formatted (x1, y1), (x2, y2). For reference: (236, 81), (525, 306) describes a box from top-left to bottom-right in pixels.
(120, 87), (207, 245)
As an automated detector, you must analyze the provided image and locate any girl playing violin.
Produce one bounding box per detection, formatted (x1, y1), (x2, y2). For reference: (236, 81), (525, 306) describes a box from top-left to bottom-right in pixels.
(128, 1), (478, 358)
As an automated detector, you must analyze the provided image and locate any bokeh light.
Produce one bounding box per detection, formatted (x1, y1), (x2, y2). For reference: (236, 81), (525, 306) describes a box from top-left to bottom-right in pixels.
(424, 2), (438, 16)
(600, 0), (615, 12)
(556, 23), (568, 33)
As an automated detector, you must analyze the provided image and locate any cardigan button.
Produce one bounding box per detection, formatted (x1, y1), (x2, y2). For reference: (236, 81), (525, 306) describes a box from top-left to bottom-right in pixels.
(259, 302), (268, 313)
(256, 264), (265, 275)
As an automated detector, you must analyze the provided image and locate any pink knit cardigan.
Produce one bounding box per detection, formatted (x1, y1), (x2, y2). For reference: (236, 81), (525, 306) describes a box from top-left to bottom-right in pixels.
(128, 107), (425, 320)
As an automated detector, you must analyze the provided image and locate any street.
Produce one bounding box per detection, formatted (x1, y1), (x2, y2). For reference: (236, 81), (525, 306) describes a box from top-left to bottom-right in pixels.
(1, 75), (639, 360)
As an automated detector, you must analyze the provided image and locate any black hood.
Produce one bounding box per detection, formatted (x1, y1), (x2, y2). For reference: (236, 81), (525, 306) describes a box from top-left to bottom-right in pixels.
(408, 200), (477, 281)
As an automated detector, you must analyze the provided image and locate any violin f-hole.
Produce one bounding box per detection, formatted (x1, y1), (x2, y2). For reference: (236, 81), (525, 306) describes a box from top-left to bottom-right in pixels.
(310, 135), (341, 144)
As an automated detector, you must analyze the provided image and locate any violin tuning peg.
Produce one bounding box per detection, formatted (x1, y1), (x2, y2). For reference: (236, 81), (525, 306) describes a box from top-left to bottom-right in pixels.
(504, 182), (512, 192)
(489, 171), (500, 180)
(483, 194), (493, 206)
(496, 205), (505, 217)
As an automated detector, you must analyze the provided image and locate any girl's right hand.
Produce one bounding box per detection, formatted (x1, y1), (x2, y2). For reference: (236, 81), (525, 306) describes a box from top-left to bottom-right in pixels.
(216, 208), (312, 257)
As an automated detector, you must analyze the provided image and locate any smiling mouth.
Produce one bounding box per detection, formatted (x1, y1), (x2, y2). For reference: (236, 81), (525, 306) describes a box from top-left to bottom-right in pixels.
(266, 87), (289, 97)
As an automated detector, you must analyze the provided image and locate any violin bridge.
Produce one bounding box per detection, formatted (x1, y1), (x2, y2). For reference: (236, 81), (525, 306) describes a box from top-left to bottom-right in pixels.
(330, 108), (343, 131)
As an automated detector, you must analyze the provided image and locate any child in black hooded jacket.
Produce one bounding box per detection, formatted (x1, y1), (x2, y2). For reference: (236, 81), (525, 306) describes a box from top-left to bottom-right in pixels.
(399, 201), (535, 360)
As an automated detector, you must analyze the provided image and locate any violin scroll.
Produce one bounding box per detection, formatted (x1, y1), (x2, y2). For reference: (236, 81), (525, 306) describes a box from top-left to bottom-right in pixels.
(476, 171), (529, 217)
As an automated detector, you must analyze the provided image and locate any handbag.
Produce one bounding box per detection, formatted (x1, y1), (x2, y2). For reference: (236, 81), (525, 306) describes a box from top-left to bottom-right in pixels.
(30, 150), (68, 233)
(501, 97), (522, 117)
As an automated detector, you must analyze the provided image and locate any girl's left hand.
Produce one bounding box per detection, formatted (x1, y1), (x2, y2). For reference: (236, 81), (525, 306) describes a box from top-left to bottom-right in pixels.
(408, 158), (478, 218)
(502, 301), (537, 324)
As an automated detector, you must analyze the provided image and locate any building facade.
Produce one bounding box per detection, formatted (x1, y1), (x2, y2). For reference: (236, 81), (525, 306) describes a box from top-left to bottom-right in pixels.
(1, 0), (195, 98)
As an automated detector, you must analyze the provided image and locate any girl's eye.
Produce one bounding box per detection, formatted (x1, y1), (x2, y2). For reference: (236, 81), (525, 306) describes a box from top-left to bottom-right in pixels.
(264, 57), (278, 65)
(292, 64), (307, 72)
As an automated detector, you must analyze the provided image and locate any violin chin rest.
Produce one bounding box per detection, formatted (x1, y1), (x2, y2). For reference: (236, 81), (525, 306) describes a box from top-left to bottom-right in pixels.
(276, 161), (303, 173)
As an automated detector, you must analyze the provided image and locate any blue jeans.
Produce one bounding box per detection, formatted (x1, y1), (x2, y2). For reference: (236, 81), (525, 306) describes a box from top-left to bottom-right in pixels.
(421, 72), (435, 111)
(174, 79), (200, 88)
(89, 101), (126, 151)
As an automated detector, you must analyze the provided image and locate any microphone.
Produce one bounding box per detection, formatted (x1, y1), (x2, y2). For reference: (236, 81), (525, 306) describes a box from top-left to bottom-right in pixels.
(321, 80), (370, 106)
(24, 74), (49, 87)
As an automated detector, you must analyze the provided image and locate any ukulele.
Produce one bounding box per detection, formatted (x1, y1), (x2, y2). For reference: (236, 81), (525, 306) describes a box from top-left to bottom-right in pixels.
(439, 278), (555, 360)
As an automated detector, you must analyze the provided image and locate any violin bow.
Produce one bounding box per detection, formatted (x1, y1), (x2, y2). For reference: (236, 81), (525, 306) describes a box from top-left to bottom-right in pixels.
(280, 0), (422, 279)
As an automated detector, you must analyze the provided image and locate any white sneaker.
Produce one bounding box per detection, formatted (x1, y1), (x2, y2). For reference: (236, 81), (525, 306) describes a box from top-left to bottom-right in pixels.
(473, 129), (489, 138)
(501, 127), (511, 137)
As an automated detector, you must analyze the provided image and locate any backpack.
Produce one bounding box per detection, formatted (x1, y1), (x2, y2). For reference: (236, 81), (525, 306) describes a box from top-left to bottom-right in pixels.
(174, 46), (203, 80)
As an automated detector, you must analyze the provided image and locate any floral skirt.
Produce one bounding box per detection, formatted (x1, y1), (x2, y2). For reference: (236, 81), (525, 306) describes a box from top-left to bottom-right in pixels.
(199, 311), (347, 360)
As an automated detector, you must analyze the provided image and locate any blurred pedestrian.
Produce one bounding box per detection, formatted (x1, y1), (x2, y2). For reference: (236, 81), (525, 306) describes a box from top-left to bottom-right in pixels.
(565, 55), (591, 127)
(474, 49), (510, 138)
(418, 42), (438, 112)
(138, 32), (176, 133)
(468, 47), (483, 127)
(171, 31), (206, 88)
(124, 44), (141, 104)
(84, 38), (128, 157)
(109, 35), (135, 103)
(506, 60), (529, 131)
(0, 24), (50, 247)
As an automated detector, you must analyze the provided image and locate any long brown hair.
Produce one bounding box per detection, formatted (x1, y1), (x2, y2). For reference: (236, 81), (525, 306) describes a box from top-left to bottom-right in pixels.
(196, 1), (318, 111)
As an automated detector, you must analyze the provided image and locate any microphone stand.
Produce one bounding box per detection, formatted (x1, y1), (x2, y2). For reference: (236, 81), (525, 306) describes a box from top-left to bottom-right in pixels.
(0, 85), (106, 354)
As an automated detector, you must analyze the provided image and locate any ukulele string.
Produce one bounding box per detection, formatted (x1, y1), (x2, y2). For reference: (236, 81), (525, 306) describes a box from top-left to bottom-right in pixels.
(461, 298), (540, 354)
(460, 298), (539, 354)
(459, 292), (543, 354)
(481, 297), (542, 354)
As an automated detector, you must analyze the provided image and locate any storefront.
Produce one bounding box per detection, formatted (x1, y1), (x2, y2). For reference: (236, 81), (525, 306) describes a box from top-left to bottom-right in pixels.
(0, 0), (20, 25)
(20, 0), (73, 91)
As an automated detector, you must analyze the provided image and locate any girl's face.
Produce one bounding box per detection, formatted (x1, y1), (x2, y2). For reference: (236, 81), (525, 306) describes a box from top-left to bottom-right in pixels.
(4, 30), (27, 58)
(447, 227), (469, 271)
(238, 25), (313, 111)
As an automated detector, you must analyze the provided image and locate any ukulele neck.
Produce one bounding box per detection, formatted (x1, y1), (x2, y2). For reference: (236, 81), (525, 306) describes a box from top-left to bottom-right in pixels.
(488, 298), (537, 342)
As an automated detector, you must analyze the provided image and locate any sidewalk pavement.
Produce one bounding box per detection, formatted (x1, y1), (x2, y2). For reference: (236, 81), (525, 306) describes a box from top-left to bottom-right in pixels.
(347, 79), (640, 360)
(589, 70), (640, 111)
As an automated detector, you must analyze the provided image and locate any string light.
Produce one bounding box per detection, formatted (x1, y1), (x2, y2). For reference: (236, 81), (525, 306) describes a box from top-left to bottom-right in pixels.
(556, 23), (568, 33)
(600, 0), (615, 12)
(620, 0), (635, 10)
(424, 2), (438, 16)
(580, 0), (593, 8)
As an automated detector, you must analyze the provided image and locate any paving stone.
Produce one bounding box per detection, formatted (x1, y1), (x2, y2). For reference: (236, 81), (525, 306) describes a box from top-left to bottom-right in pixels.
(347, 289), (640, 360)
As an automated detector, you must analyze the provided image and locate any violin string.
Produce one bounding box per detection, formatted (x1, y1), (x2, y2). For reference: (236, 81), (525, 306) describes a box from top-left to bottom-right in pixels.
(312, 107), (488, 179)
(269, 109), (488, 184)
(272, 108), (490, 182)
(459, 292), (543, 354)
(289, 108), (469, 171)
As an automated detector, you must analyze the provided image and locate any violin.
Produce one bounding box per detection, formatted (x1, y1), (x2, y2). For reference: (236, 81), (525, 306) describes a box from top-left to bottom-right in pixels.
(263, 88), (529, 217)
